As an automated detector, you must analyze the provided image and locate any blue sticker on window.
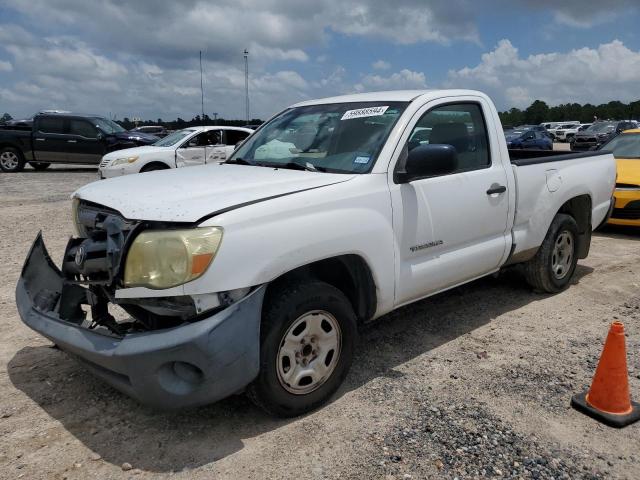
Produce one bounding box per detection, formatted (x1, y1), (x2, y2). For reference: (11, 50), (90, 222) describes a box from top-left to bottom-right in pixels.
(354, 156), (370, 164)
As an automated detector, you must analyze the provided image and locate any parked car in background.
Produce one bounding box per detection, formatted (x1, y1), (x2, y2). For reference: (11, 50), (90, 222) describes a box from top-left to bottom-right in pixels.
(0, 112), (160, 172)
(505, 128), (553, 150)
(131, 125), (170, 138)
(572, 120), (637, 151)
(541, 121), (578, 130)
(547, 122), (580, 140)
(514, 125), (553, 139)
(597, 129), (640, 226)
(556, 123), (591, 143)
(17, 89), (615, 415)
(99, 126), (253, 178)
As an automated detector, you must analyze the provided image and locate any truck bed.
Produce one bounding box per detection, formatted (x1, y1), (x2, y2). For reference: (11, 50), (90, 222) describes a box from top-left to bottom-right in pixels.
(508, 149), (606, 166)
(508, 148), (615, 262)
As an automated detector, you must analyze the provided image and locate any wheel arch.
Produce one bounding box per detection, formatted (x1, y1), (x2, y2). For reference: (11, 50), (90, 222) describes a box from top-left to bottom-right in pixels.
(140, 160), (172, 172)
(0, 142), (25, 157)
(557, 194), (592, 259)
(264, 254), (377, 324)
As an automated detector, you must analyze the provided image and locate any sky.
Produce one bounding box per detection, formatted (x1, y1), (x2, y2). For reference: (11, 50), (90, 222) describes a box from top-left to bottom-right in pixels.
(1, 0), (640, 120)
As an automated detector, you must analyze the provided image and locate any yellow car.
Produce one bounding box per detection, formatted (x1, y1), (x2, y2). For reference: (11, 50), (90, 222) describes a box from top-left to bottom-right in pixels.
(604, 129), (640, 226)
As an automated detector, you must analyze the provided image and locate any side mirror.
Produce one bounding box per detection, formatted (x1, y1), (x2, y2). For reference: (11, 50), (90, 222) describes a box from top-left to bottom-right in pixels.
(395, 144), (458, 184)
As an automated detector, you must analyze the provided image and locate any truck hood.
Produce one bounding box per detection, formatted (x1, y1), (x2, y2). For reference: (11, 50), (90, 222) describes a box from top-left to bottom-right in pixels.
(73, 164), (356, 222)
(115, 130), (160, 143)
(102, 145), (171, 160)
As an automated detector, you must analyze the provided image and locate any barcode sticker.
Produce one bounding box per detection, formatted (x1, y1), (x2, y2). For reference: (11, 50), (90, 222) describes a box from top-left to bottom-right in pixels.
(341, 106), (389, 121)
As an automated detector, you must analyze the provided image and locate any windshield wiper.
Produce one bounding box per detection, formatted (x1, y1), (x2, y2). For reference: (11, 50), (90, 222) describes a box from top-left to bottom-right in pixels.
(273, 161), (327, 172)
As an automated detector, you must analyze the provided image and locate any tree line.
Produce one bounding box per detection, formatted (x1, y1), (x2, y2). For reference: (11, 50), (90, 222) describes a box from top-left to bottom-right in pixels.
(499, 99), (640, 127)
(117, 114), (264, 130)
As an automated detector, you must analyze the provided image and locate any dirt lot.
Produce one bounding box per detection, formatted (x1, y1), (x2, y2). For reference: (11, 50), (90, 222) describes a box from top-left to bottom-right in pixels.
(1, 163), (639, 480)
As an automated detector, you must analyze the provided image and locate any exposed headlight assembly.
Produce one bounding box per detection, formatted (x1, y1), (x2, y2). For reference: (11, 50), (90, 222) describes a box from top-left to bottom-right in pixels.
(124, 227), (223, 289)
(71, 197), (87, 237)
(111, 156), (139, 166)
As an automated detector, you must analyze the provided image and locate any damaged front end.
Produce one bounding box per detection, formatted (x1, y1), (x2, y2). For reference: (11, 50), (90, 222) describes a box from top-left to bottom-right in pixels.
(16, 201), (265, 409)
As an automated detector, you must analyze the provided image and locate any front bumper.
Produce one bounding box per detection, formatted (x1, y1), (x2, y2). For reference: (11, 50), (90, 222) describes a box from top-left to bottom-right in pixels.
(608, 190), (640, 226)
(98, 167), (128, 179)
(16, 234), (265, 409)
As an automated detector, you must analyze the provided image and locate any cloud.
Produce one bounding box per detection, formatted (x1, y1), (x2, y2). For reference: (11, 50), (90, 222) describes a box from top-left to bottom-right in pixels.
(447, 39), (640, 109)
(0, 24), (313, 119)
(355, 69), (427, 92)
(518, 0), (638, 28)
(2, 0), (480, 64)
(372, 60), (390, 70)
(0, 60), (12, 72)
(0, 0), (482, 118)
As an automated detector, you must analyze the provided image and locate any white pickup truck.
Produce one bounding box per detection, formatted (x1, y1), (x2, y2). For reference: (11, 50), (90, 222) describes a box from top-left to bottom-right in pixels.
(98, 126), (253, 178)
(17, 90), (615, 417)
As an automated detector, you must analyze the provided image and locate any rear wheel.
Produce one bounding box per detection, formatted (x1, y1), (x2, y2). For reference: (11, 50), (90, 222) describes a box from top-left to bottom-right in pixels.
(524, 214), (579, 293)
(247, 281), (357, 417)
(0, 147), (25, 172)
(29, 162), (51, 171)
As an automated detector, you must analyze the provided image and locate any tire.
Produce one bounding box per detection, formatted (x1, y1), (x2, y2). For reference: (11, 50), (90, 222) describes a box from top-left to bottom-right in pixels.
(0, 147), (25, 172)
(247, 280), (358, 417)
(523, 213), (579, 293)
(140, 163), (169, 173)
(29, 162), (51, 171)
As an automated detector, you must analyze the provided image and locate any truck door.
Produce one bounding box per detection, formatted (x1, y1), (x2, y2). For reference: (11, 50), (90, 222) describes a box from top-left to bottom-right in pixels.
(66, 118), (105, 164)
(33, 116), (68, 163)
(390, 98), (511, 306)
(176, 131), (208, 168)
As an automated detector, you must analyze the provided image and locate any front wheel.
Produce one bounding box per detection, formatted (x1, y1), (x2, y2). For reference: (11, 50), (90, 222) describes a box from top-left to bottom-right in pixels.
(524, 213), (579, 293)
(247, 281), (357, 417)
(0, 147), (25, 172)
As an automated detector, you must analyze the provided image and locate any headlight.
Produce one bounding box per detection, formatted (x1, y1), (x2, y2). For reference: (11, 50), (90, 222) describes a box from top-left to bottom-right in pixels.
(111, 156), (139, 166)
(124, 227), (223, 289)
(71, 197), (86, 237)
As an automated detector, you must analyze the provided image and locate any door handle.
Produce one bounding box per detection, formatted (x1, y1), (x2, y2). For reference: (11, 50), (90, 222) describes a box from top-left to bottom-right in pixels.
(67, 139), (77, 143)
(35, 138), (45, 141)
(486, 185), (507, 195)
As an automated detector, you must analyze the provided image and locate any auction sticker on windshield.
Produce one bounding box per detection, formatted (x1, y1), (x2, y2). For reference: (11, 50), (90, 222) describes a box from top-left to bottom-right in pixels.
(341, 106), (389, 121)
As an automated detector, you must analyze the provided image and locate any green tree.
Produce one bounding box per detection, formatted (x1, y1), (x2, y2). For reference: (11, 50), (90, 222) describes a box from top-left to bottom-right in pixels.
(524, 100), (549, 124)
(0, 112), (12, 123)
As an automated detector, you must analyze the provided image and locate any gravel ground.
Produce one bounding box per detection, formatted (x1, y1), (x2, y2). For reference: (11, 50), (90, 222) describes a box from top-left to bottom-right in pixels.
(1, 162), (639, 480)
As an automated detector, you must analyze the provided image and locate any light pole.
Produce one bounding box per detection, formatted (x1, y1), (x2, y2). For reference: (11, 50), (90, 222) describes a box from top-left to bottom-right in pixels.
(243, 49), (249, 124)
(199, 50), (205, 126)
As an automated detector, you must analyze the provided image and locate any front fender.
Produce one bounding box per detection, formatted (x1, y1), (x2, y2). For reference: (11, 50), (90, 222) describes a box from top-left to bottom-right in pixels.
(185, 175), (396, 318)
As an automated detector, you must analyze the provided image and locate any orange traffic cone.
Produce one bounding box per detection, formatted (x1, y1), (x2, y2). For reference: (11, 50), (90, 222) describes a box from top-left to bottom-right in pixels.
(571, 321), (640, 428)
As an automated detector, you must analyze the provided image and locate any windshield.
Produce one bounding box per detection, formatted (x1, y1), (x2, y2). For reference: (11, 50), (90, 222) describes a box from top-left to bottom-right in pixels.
(228, 102), (409, 173)
(91, 117), (126, 134)
(601, 133), (640, 159)
(506, 130), (525, 138)
(154, 129), (196, 147)
(588, 122), (616, 133)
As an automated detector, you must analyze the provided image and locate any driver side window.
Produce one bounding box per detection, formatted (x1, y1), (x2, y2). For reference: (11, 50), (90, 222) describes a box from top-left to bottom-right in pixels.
(407, 103), (490, 173)
(186, 132), (214, 147)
